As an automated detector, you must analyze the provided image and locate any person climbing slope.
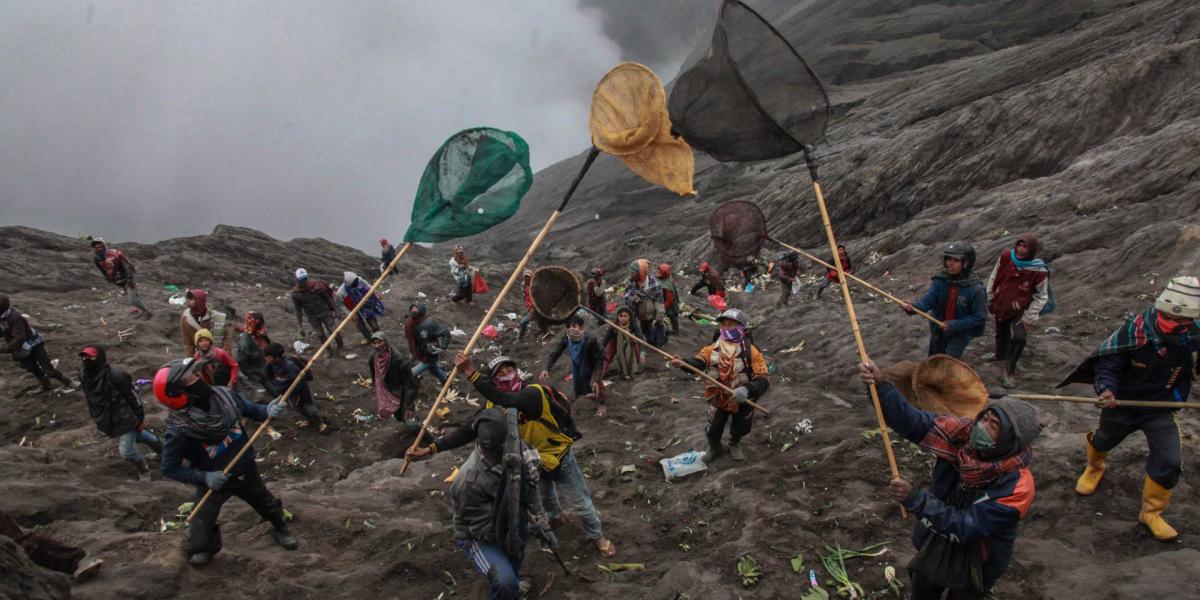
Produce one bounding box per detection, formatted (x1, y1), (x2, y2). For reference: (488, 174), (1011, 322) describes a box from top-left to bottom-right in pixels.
(335, 271), (385, 344)
(236, 311), (271, 392)
(586, 267), (607, 326)
(407, 353), (618, 558)
(773, 252), (801, 308)
(449, 245), (474, 304)
(263, 342), (328, 434)
(1, 294), (71, 391)
(690, 262), (726, 299)
(193, 328), (239, 388)
(90, 237), (151, 319)
(656, 263), (681, 335)
(1064, 275), (1199, 541)
(405, 302), (451, 384)
(180, 289), (235, 355)
(670, 309), (769, 464)
(155, 358), (297, 567)
(903, 242), (987, 359)
(368, 331), (420, 431)
(986, 234), (1054, 388)
(624, 259), (664, 346)
(291, 268), (344, 351)
(815, 244), (852, 299)
(858, 360), (1040, 599)
(79, 344), (162, 481)
(541, 313), (605, 416)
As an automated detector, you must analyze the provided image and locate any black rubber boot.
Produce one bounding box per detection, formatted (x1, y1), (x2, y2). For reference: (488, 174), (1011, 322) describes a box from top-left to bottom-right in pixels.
(270, 527), (299, 550)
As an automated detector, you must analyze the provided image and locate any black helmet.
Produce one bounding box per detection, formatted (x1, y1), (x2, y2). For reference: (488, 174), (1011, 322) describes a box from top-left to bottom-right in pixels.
(942, 242), (976, 272)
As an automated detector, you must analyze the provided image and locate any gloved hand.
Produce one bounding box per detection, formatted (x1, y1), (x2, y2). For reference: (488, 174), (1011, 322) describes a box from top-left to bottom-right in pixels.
(732, 386), (750, 404)
(267, 397), (286, 419)
(429, 346), (443, 356)
(204, 471), (229, 491)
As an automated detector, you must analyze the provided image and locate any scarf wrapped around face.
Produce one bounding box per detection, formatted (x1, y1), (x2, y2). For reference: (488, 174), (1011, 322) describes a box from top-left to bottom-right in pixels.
(920, 415), (1032, 487)
(166, 388), (241, 443)
(373, 344), (405, 418)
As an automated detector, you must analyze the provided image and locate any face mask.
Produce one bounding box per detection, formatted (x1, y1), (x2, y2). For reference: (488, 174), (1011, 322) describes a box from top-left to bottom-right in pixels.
(494, 371), (522, 392)
(183, 379), (212, 401)
(719, 325), (745, 343)
(1156, 311), (1191, 334)
(567, 329), (584, 341)
(970, 422), (997, 452)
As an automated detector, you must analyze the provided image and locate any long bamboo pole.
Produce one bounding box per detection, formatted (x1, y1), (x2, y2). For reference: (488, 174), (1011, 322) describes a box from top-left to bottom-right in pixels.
(803, 148), (905, 518)
(188, 242), (413, 521)
(401, 148), (601, 476)
(769, 238), (945, 328)
(1013, 393), (1200, 410)
(579, 307), (769, 415)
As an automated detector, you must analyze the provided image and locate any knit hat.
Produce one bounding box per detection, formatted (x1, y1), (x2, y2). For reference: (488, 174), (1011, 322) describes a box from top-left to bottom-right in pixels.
(472, 407), (508, 459)
(295, 268), (309, 281)
(193, 328), (214, 345)
(380, 238), (389, 247)
(985, 396), (1041, 454)
(264, 342), (286, 358)
(1156, 275), (1200, 320)
(657, 263), (671, 278)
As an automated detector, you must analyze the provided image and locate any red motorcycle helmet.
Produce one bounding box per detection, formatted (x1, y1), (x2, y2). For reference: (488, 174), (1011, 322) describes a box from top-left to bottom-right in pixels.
(153, 358), (199, 410)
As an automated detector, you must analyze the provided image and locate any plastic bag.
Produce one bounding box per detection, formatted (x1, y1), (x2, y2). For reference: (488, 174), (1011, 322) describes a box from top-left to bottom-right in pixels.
(482, 325), (500, 340)
(744, 283), (755, 293)
(473, 272), (489, 294)
(707, 294), (728, 311)
(792, 279), (802, 295)
(660, 450), (708, 481)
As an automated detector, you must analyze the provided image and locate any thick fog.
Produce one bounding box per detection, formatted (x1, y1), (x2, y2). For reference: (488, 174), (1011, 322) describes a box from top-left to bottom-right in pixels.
(0, 1), (717, 251)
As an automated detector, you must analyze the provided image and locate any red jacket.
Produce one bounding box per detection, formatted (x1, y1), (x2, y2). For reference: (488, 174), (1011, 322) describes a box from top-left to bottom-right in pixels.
(94, 248), (135, 285)
(987, 251), (1049, 322)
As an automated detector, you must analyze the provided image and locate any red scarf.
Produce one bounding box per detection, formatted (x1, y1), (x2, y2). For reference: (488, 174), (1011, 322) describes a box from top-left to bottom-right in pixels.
(921, 415), (1031, 487)
(944, 285), (959, 322)
(372, 346), (404, 418)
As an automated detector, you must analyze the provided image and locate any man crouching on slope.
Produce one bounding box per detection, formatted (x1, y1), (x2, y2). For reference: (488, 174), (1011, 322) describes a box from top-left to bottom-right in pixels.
(859, 360), (1040, 600)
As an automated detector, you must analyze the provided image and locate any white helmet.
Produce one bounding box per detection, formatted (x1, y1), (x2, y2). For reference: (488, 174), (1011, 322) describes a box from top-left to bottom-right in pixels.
(295, 268), (309, 280)
(1156, 275), (1200, 319)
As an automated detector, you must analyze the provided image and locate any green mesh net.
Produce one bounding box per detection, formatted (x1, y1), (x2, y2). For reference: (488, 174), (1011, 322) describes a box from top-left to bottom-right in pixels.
(403, 127), (533, 243)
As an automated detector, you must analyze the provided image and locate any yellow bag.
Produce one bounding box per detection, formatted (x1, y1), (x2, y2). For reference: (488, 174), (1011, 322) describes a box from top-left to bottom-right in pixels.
(589, 62), (695, 196)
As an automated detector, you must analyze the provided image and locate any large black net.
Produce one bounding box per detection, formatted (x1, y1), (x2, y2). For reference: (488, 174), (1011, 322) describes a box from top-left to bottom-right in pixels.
(529, 266), (583, 325)
(709, 200), (767, 268)
(668, 0), (830, 162)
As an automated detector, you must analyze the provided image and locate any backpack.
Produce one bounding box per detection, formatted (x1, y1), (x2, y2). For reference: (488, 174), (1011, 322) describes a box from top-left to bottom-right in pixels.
(288, 355), (315, 382)
(529, 384), (583, 442)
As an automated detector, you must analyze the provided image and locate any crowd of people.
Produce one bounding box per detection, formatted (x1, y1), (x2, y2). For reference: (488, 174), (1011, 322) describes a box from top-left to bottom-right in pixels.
(1, 233), (1196, 600)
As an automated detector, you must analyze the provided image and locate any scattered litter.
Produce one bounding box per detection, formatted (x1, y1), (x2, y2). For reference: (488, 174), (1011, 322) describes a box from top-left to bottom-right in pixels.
(1044, 327), (1061, 334)
(822, 392), (851, 408)
(505, 312), (518, 320)
(618, 464), (637, 476)
(655, 434), (682, 452)
(117, 327), (135, 341)
(293, 340), (311, 353)
(163, 284), (181, 292)
(344, 353), (358, 360)
(354, 375), (372, 389)
(168, 293), (187, 306)
(50, 359), (59, 369)
(660, 450), (707, 481)
(443, 466), (459, 483)
(381, 288), (392, 295)
(255, 283), (263, 288)
(283, 508), (295, 521)
(352, 408), (376, 423)
(450, 328), (467, 337)
(795, 419), (814, 435)
(266, 427), (282, 441)
(418, 292), (428, 298)
(482, 325), (499, 340)
(780, 341), (806, 354)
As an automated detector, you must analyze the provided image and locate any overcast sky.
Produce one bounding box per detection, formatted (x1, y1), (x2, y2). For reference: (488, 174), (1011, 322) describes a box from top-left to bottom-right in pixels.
(0, 1), (715, 251)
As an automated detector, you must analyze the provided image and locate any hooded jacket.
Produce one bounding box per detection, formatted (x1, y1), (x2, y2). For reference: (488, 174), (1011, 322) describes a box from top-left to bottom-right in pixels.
(877, 383), (1036, 592)
(80, 346), (143, 438)
(368, 343), (419, 400)
(179, 290), (235, 354)
(291, 277), (338, 322)
(92, 243), (136, 287)
(335, 272), (385, 318)
(160, 389), (268, 485)
(986, 234), (1051, 322)
(0, 296), (39, 355)
(405, 303), (451, 363)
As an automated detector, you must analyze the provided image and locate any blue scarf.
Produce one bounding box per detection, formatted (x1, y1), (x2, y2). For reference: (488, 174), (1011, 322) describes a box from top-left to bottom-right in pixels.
(1009, 249), (1056, 316)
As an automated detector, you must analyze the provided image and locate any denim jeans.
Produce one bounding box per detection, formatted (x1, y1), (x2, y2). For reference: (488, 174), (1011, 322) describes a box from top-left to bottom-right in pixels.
(539, 449), (603, 540)
(458, 539), (520, 600)
(118, 429), (160, 464)
(411, 360), (449, 384)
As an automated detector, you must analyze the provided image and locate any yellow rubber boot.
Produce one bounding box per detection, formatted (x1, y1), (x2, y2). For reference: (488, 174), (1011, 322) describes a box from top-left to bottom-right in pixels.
(1074, 432), (1107, 496)
(1139, 475), (1179, 541)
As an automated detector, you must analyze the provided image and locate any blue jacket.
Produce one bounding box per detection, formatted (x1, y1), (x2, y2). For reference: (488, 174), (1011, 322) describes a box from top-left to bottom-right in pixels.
(1094, 335), (1194, 406)
(265, 357), (311, 400)
(878, 383), (1034, 591)
(160, 390), (268, 486)
(913, 275), (987, 338)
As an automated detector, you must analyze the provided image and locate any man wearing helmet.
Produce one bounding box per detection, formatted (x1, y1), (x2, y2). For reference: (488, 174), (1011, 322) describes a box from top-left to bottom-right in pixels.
(89, 237), (152, 320)
(670, 308), (770, 463)
(1062, 276), (1200, 541)
(406, 352), (617, 558)
(903, 242), (988, 359)
(405, 302), (451, 384)
(154, 358), (297, 566)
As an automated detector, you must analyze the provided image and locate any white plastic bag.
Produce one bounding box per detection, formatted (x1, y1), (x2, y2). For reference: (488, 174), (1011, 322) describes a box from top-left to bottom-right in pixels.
(791, 279), (802, 295)
(293, 340), (311, 353)
(660, 450), (708, 481)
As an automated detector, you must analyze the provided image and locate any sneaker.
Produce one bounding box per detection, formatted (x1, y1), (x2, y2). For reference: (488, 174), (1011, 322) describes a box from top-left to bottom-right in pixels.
(270, 527), (299, 550)
(1001, 372), (1016, 389)
(188, 553), (214, 568)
